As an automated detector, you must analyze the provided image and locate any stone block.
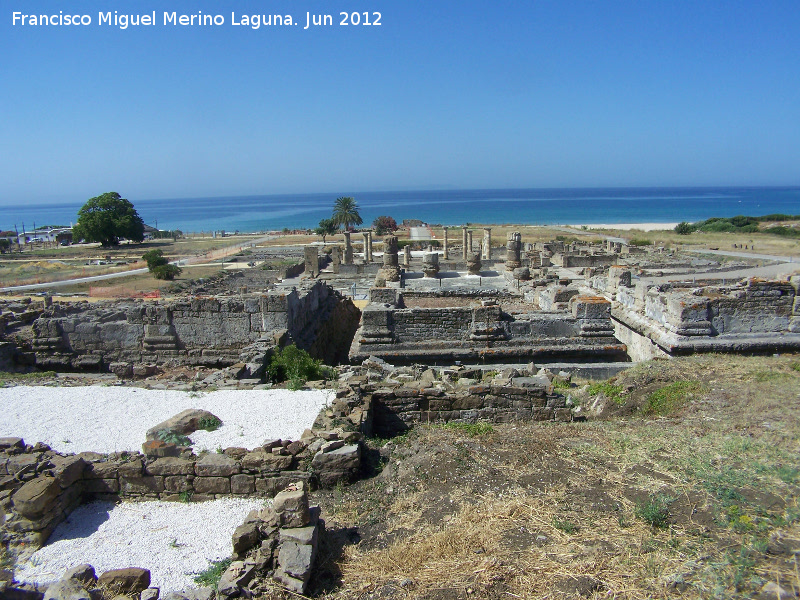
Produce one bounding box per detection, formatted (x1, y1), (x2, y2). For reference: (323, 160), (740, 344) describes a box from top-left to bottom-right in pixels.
(311, 445), (361, 488)
(146, 457), (195, 476)
(279, 523), (319, 549)
(163, 476), (192, 493)
(12, 477), (60, 519)
(217, 561), (255, 597)
(98, 568), (151, 596)
(195, 454), (239, 477)
(193, 477), (230, 494)
(273, 487), (310, 528)
(64, 564), (97, 586)
(43, 579), (91, 600)
(142, 441), (181, 458)
(231, 474), (254, 495)
(231, 521), (260, 556)
(120, 476), (164, 495)
(146, 409), (221, 441)
(277, 541), (314, 582)
(84, 478), (120, 494)
(83, 461), (119, 479)
(52, 456), (86, 489)
(118, 458), (144, 478)
(7, 454), (38, 476)
(0, 437), (24, 450)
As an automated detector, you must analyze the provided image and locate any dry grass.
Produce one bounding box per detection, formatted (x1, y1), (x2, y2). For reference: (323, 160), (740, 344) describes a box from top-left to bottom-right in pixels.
(312, 354), (800, 600)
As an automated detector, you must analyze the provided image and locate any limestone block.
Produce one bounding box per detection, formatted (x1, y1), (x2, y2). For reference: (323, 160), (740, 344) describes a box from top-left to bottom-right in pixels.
(193, 477), (230, 494)
(231, 521), (260, 556)
(52, 456), (86, 489)
(146, 409), (221, 441)
(12, 477), (60, 519)
(279, 523), (319, 549)
(118, 458), (144, 478)
(140, 588), (160, 600)
(64, 564), (97, 587)
(84, 478), (120, 494)
(98, 568), (151, 596)
(311, 445), (361, 488)
(142, 441), (182, 458)
(231, 474), (255, 494)
(195, 453), (239, 477)
(163, 476), (192, 493)
(146, 457), (195, 476)
(273, 487), (310, 528)
(120, 476), (164, 495)
(217, 561), (255, 597)
(43, 578), (91, 600)
(277, 541), (314, 582)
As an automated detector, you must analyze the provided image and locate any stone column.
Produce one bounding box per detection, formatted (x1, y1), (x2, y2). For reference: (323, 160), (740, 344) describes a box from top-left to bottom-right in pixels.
(505, 232), (522, 271)
(331, 246), (341, 274)
(343, 232), (353, 265)
(467, 252), (482, 275)
(442, 227), (449, 260)
(367, 231), (373, 262)
(422, 252), (440, 278)
(362, 232), (370, 263)
(467, 231), (473, 260)
(403, 245), (411, 267)
(304, 245), (319, 277)
(377, 235), (400, 283)
(462, 227), (469, 260)
(483, 228), (491, 260)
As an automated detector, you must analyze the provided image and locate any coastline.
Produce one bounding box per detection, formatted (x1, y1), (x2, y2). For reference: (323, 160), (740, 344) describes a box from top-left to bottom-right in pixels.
(575, 222), (680, 232)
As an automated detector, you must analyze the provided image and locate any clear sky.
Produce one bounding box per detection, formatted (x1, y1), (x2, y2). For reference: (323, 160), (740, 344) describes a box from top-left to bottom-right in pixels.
(2, 0), (799, 205)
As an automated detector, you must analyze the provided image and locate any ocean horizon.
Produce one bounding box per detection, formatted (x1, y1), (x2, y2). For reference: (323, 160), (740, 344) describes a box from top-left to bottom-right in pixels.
(2, 186), (799, 235)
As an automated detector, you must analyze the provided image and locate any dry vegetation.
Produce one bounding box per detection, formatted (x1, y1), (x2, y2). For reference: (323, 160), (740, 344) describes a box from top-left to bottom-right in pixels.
(300, 354), (800, 600)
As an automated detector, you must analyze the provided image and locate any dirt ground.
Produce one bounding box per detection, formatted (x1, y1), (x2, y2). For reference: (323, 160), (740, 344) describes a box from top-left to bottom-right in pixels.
(301, 354), (800, 600)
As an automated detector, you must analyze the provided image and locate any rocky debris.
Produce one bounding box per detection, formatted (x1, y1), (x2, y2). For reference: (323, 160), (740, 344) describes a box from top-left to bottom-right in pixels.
(217, 481), (324, 597)
(63, 564), (97, 587)
(42, 578), (91, 600)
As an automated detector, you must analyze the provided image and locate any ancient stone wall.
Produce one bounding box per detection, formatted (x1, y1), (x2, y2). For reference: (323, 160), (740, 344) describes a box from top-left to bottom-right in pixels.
(19, 282), (358, 372)
(0, 433), (360, 557)
(391, 308), (473, 341)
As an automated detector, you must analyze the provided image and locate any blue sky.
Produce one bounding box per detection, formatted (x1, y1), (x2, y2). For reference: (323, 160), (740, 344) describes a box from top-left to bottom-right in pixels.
(2, 0), (799, 205)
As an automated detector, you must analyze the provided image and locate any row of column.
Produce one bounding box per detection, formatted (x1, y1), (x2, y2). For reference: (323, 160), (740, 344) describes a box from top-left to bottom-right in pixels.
(335, 227), (497, 265)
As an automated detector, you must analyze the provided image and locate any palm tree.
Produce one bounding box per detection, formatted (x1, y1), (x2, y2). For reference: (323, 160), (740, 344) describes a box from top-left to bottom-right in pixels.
(332, 197), (363, 231)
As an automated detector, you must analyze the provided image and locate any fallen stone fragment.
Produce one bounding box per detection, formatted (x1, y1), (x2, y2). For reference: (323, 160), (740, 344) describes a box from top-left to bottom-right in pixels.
(97, 568), (151, 596)
(43, 579), (91, 600)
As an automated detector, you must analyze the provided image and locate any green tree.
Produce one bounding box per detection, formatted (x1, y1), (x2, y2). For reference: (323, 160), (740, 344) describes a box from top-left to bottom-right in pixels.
(674, 221), (695, 235)
(332, 196), (363, 231)
(73, 192), (145, 247)
(314, 218), (337, 243)
(372, 215), (398, 236)
(0, 239), (10, 253)
(142, 248), (181, 280)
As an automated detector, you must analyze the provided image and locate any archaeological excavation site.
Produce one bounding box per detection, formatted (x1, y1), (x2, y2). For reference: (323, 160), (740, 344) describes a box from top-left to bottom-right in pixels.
(1, 228), (799, 599)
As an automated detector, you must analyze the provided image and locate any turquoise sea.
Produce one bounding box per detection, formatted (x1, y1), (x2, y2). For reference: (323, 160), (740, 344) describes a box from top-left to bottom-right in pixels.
(2, 187), (799, 234)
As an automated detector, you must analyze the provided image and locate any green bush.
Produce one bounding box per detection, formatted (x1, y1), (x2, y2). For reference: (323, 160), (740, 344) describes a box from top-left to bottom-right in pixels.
(266, 344), (333, 388)
(628, 239), (652, 247)
(198, 416), (222, 432)
(152, 264), (182, 280)
(636, 494), (673, 528)
(193, 558), (232, 588)
(586, 381), (625, 405)
(156, 429), (191, 446)
(674, 221), (696, 235)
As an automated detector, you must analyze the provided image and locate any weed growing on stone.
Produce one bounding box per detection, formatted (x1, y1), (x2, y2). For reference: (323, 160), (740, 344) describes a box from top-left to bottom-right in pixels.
(169, 538), (186, 549)
(179, 491), (193, 503)
(199, 416), (222, 431)
(193, 557), (232, 588)
(636, 494), (673, 528)
(156, 428), (191, 446)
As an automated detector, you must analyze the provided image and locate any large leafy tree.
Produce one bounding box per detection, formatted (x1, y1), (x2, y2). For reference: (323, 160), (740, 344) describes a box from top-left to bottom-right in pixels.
(332, 196), (363, 231)
(372, 215), (398, 236)
(314, 218), (337, 243)
(73, 192), (145, 247)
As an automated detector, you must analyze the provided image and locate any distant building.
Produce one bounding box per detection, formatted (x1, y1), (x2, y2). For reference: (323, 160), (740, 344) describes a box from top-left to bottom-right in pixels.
(402, 219), (425, 227)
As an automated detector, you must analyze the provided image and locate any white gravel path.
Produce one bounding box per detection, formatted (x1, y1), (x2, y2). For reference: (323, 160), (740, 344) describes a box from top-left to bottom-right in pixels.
(0, 386), (334, 453)
(15, 498), (265, 592)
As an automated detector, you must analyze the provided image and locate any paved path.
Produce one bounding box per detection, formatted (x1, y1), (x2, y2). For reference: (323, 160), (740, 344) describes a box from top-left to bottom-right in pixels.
(409, 227), (432, 241)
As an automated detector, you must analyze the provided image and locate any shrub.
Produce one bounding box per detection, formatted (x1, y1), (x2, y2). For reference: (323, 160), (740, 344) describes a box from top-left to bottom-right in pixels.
(636, 494), (673, 528)
(193, 558), (232, 588)
(437, 422), (494, 436)
(152, 264), (182, 280)
(373, 215), (398, 236)
(586, 381), (625, 405)
(266, 344), (333, 388)
(156, 429), (191, 446)
(628, 239), (651, 247)
(198, 416), (222, 432)
(674, 221), (695, 235)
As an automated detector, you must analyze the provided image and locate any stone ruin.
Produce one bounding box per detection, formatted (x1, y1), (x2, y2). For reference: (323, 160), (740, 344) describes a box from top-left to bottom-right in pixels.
(2, 479), (326, 598)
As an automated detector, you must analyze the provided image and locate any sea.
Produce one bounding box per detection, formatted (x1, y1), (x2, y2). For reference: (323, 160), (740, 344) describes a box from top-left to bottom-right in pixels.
(2, 187), (799, 234)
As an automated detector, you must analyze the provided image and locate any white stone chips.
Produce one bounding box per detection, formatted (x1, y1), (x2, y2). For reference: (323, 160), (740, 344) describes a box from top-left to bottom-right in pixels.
(0, 386), (334, 453)
(15, 498), (265, 592)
